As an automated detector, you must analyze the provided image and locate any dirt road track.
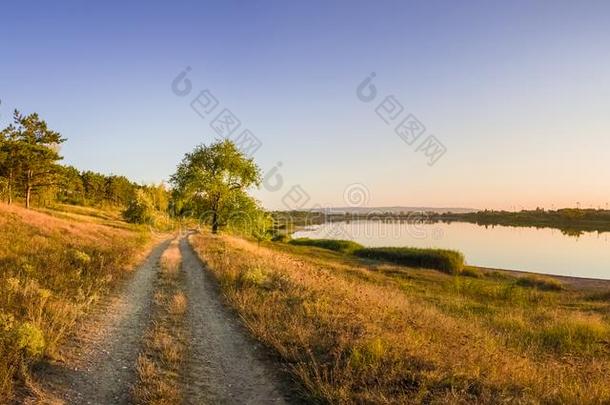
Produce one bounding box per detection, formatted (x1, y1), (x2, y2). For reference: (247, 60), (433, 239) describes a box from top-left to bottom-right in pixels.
(24, 235), (298, 404)
(180, 235), (293, 404)
(25, 239), (171, 405)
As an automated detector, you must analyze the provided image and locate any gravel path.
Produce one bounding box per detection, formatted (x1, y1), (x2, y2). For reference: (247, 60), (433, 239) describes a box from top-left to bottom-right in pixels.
(27, 238), (171, 405)
(180, 236), (292, 404)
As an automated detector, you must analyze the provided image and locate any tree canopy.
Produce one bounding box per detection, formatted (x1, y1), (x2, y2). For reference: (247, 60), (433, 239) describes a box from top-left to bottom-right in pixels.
(0, 110), (66, 208)
(171, 140), (262, 233)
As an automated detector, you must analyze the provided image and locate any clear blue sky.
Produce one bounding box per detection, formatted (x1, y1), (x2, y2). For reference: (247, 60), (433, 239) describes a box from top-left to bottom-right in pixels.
(1, 0), (609, 210)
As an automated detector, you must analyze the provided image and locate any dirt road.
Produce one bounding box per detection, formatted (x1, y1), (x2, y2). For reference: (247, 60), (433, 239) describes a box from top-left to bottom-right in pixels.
(26, 235), (294, 404)
(180, 235), (290, 404)
(27, 239), (171, 404)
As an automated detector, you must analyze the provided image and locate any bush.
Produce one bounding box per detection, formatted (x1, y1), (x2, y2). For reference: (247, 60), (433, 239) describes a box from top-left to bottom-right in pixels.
(289, 238), (364, 254)
(123, 189), (156, 224)
(354, 247), (465, 274)
(461, 266), (484, 278)
(516, 275), (563, 291)
(238, 266), (268, 287)
(271, 233), (291, 243)
(15, 322), (45, 357)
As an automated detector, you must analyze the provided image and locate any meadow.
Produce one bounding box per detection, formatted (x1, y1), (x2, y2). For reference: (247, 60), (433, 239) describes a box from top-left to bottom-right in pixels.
(0, 203), (150, 399)
(190, 232), (610, 404)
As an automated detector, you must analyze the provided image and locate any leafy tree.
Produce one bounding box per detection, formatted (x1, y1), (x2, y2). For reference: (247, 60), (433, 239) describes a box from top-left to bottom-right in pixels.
(171, 140), (261, 233)
(142, 183), (170, 212)
(0, 110), (66, 208)
(81, 171), (107, 205)
(105, 175), (136, 206)
(57, 165), (85, 204)
(123, 189), (156, 224)
(0, 122), (23, 204)
(249, 209), (274, 245)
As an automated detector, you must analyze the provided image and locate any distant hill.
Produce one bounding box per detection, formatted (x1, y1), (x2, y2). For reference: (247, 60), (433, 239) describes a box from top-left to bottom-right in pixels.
(306, 206), (479, 215)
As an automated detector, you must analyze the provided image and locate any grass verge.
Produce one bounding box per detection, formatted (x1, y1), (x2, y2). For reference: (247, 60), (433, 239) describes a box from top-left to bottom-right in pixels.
(0, 203), (149, 399)
(189, 231), (610, 403)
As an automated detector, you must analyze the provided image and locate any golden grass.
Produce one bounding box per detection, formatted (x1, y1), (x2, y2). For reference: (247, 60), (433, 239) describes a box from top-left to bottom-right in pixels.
(189, 232), (610, 404)
(133, 238), (187, 404)
(0, 203), (149, 400)
(159, 240), (182, 277)
(169, 292), (188, 316)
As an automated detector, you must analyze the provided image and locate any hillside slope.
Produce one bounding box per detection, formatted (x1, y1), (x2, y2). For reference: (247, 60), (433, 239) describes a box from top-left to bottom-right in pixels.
(0, 203), (149, 400)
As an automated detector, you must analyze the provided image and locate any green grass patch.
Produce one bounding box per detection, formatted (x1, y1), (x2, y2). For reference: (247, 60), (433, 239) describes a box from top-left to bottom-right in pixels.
(354, 247), (465, 274)
(516, 275), (564, 291)
(461, 266), (485, 278)
(289, 238), (364, 254)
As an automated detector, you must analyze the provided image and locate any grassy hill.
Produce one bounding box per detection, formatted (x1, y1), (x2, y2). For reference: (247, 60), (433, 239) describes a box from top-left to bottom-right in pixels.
(190, 232), (610, 403)
(0, 203), (150, 399)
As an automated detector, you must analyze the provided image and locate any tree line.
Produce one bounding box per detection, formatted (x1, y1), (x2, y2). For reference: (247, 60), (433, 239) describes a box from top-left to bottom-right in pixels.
(0, 109), (165, 209)
(1, 108), (273, 239)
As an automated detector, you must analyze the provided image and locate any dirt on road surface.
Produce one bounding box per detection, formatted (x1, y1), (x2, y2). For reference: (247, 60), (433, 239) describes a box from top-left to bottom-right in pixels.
(24, 238), (171, 404)
(180, 235), (294, 404)
(24, 234), (297, 404)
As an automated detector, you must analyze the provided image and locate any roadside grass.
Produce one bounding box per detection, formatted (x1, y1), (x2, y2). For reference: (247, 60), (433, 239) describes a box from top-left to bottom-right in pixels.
(133, 237), (188, 405)
(190, 232), (610, 403)
(0, 203), (149, 399)
(289, 238), (364, 254)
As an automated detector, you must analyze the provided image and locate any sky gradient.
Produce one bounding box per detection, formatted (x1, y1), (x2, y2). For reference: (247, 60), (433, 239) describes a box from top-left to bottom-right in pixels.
(1, 0), (609, 210)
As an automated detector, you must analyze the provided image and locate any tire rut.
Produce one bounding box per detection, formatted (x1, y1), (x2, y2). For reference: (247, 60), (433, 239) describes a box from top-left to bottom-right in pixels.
(180, 235), (291, 404)
(28, 238), (172, 405)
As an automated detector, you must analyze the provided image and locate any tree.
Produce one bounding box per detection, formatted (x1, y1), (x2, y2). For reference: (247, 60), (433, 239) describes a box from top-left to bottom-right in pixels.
(123, 189), (157, 224)
(0, 122), (22, 204)
(57, 165), (85, 204)
(171, 140), (261, 233)
(105, 175), (136, 206)
(81, 171), (107, 205)
(0, 110), (66, 208)
(249, 209), (274, 245)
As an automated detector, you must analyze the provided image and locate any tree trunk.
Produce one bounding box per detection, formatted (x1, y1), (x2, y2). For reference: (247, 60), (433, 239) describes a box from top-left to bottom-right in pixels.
(7, 169), (13, 205)
(211, 211), (219, 234)
(25, 186), (31, 209)
(25, 170), (32, 209)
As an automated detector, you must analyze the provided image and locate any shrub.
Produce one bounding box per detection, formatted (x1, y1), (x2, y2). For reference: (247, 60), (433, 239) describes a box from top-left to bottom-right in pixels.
(461, 266), (484, 278)
(70, 249), (92, 267)
(15, 322), (45, 357)
(289, 238), (364, 254)
(516, 275), (563, 291)
(354, 247), (465, 274)
(123, 189), (156, 224)
(238, 266), (268, 287)
(271, 233), (291, 243)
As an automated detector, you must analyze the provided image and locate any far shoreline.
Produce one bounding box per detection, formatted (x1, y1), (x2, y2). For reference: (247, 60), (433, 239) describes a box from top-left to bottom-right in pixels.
(471, 265), (610, 291)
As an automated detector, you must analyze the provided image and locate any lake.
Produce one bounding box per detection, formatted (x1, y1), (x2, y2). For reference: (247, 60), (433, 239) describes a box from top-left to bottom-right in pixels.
(292, 220), (610, 280)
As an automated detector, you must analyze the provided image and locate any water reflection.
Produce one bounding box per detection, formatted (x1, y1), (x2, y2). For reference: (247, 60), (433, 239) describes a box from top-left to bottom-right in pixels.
(292, 220), (610, 280)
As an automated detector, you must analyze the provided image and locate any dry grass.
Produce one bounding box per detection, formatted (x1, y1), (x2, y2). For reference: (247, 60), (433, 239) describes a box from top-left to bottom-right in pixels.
(133, 237), (188, 404)
(159, 240), (181, 277)
(0, 203), (149, 400)
(169, 292), (188, 316)
(189, 231), (610, 404)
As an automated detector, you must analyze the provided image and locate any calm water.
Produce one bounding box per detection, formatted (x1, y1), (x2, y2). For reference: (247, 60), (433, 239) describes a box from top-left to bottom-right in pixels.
(292, 220), (610, 280)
